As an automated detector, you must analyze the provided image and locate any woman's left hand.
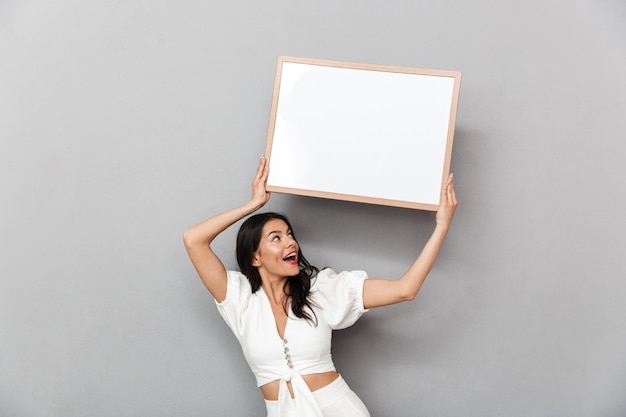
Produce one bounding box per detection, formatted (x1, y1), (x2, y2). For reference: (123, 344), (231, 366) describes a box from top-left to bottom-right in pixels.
(436, 173), (458, 230)
(362, 173), (458, 309)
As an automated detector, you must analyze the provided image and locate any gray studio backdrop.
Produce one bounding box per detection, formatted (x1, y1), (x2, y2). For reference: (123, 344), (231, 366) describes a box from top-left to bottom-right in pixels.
(1, 1), (625, 416)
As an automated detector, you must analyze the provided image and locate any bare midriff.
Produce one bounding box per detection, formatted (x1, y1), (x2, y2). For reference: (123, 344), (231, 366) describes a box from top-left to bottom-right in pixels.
(260, 371), (340, 400)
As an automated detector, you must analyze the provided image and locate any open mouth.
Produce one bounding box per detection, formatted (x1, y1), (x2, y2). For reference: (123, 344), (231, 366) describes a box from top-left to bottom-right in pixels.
(283, 253), (297, 263)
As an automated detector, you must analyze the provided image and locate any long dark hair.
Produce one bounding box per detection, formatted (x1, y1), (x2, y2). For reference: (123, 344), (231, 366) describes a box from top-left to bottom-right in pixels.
(236, 212), (318, 325)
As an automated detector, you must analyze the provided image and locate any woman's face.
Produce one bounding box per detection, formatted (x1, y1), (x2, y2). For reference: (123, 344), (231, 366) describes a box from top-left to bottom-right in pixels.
(252, 218), (300, 280)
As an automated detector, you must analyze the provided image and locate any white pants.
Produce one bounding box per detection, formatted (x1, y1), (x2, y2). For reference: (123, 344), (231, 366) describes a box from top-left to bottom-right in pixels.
(265, 375), (370, 417)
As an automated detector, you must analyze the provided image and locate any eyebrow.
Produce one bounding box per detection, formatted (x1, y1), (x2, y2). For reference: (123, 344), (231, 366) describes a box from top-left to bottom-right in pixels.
(266, 229), (292, 237)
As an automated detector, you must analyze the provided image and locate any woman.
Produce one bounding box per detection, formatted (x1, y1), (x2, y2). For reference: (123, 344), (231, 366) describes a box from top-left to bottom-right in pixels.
(183, 156), (457, 417)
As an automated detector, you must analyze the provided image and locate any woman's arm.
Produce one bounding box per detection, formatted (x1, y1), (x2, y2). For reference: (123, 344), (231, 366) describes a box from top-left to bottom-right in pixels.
(182, 156), (270, 302)
(362, 175), (457, 309)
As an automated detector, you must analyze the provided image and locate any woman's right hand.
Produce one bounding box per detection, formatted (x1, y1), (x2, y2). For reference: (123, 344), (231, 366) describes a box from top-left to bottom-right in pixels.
(251, 155), (271, 209)
(183, 155), (271, 302)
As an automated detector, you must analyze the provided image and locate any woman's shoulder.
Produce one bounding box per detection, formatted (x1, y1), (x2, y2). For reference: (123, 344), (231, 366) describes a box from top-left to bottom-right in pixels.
(314, 268), (368, 286)
(226, 270), (251, 286)
(217, 270), (253, 305)
(310, 268), (369, 329)
(311, 268), (368, 298)
(227, 269), (250, 283)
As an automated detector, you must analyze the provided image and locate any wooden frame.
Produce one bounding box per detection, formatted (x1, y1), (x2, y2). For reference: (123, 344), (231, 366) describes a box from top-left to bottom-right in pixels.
(264, 56), (461, 211)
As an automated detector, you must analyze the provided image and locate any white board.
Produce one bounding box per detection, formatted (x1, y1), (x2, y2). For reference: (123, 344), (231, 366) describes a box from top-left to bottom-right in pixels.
(265, 56), (461, 210)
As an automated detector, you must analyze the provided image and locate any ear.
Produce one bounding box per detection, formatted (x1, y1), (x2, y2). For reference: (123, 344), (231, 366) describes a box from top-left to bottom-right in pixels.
(251, 253), (261, 267)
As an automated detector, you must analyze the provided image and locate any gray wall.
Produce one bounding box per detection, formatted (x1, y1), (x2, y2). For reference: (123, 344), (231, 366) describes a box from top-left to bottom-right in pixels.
(1, 1), (625, 416)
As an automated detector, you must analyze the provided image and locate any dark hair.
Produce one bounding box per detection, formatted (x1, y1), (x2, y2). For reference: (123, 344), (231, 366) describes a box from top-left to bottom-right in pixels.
(236, 212), (318, 325)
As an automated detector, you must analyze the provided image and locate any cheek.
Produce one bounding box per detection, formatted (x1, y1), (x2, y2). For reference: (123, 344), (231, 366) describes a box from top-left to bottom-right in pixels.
(256, 245), (282, 262)
(266, 241), (282, 252)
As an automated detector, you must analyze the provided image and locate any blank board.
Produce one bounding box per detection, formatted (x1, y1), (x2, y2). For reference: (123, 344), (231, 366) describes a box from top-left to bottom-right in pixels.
(264, 56), (462, 210)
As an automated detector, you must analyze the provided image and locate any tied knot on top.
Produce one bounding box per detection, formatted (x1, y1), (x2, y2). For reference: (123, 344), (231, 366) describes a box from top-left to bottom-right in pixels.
(283, 367), (295, 382)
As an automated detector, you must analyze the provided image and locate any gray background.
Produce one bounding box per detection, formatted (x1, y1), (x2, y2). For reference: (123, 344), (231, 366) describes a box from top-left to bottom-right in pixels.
(1, 1), (625, 416)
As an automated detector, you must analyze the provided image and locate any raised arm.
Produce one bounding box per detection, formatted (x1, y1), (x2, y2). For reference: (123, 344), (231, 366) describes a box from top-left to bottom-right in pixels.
(182, 156), (270, 302)
(362, 174), (457, 309)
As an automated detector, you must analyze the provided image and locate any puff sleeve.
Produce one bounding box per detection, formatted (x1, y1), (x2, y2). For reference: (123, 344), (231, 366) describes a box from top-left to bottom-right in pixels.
(313, 268), (369, 330)
(214, 270), (253, 340)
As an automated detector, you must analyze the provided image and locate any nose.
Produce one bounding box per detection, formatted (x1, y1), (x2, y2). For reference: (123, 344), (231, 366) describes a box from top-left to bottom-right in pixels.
(286, 236), (296, 248)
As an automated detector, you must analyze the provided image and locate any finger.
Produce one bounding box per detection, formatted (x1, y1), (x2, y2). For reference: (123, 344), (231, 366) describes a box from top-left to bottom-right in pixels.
(441, 174), (450, 193)
(441, 174), (453, 202)
(449, 190), (456, 207)
(261, 156), (269, 180)
(254, 155), (266, 181)
(447, 177), (457, 206)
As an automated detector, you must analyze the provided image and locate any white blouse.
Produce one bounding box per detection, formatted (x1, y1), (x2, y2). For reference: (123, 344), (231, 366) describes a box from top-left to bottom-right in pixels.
(215, 268), (368, 416)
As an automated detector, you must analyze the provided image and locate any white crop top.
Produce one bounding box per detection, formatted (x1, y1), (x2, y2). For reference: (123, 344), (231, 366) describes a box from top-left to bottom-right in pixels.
(215, 268), (369, 387)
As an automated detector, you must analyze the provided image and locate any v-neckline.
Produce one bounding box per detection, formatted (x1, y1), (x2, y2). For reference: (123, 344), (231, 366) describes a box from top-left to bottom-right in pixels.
(260, 288), (289, 341)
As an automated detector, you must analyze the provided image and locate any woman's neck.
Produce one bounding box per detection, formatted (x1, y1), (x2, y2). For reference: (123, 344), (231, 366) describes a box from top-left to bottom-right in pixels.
(260, 275), (289, 305)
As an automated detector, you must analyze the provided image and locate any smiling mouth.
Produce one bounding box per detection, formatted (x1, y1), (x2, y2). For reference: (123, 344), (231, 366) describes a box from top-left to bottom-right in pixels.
(283, 254), (297, 263)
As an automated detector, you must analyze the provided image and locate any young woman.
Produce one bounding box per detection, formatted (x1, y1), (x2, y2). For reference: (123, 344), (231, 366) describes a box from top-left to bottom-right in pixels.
(183, 156), (457, 417)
